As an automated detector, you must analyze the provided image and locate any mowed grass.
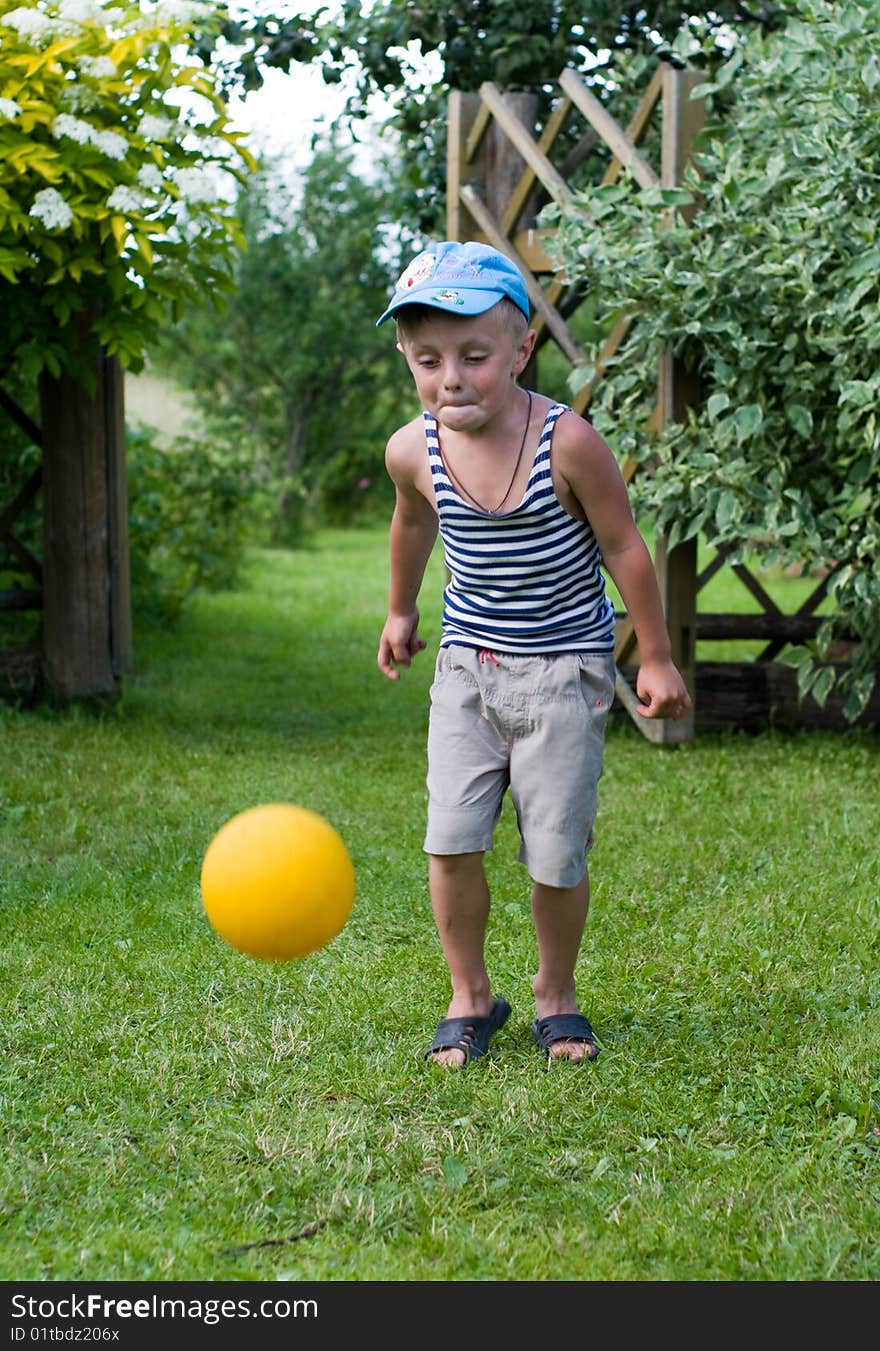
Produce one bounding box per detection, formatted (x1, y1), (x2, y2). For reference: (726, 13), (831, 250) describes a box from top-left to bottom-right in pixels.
(0, 527), (877, 1282)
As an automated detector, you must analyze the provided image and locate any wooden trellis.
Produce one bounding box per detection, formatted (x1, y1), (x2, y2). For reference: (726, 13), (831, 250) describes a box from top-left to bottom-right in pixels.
(447, 64), (879, 739)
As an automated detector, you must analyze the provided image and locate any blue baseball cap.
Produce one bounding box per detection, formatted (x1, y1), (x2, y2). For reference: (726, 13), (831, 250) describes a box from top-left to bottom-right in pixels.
(376, 240), (531, 327)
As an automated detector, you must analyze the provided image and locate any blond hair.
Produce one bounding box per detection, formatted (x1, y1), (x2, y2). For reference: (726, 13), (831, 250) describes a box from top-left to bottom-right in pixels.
(395, 296), (528, 343)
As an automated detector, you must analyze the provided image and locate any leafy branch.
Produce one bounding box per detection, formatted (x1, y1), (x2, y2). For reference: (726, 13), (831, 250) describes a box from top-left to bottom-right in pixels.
(543, 0), (880, 719)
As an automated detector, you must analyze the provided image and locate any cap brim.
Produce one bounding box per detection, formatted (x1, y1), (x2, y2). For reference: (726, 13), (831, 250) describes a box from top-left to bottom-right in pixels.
(376, 288), (507, 327)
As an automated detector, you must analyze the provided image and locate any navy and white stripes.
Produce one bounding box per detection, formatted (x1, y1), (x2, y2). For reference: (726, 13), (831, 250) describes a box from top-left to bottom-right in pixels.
(426, 402), (616, 654)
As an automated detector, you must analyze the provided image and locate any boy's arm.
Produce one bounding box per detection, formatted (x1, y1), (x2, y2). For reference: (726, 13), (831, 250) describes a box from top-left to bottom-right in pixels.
(555, 414), (692, 720)
(377, 428), (439, 681)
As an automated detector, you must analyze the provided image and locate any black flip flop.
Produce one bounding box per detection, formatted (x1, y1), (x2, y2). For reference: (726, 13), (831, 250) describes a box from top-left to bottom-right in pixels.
(424, 998), (512, 1064)
(531, 1013), (600, 1061)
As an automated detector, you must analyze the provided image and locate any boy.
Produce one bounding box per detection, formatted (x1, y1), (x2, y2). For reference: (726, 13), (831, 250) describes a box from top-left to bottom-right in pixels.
(376, 240), (691, 1068)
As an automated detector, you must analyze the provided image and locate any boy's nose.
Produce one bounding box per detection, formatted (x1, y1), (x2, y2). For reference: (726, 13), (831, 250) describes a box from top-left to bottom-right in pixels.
(441, 364), (463, 390)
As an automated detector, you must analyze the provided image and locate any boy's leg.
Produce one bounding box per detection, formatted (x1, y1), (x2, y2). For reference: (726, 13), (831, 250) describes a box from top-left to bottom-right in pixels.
(428, 851), (494, 1068)
(531, 872), (598, 1062)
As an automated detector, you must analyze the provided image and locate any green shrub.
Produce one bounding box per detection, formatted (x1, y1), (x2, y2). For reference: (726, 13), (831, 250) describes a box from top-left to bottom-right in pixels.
(126, 424), (274, 624)
(543, 0), (880, 721)
(0, 372), (41, 655)
(311, 446), (396, 528)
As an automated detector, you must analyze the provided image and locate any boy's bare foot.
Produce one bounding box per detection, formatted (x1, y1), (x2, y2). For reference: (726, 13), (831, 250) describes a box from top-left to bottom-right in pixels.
(531, 1013), (600, 1062)
(424, 996), (511, 1068)
(532, 983), (599, 1062)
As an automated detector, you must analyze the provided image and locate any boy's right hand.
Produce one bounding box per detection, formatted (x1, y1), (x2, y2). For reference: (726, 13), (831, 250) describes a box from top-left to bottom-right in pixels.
(377, 611), (427, 680)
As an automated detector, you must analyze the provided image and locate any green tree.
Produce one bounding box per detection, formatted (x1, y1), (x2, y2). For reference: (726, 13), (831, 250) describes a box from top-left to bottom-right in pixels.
(544, 0), (880, 719)
(0, 0), (256, 382)
(159, 138), (418, 534)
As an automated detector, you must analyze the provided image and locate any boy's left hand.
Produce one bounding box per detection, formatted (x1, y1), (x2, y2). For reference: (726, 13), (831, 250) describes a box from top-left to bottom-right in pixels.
(635, 660), (693, 720)
(377, 610), (427, 681)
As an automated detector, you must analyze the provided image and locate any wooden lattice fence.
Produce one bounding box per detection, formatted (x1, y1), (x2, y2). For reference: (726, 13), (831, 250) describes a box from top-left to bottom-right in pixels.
(447, 63), (879, 741)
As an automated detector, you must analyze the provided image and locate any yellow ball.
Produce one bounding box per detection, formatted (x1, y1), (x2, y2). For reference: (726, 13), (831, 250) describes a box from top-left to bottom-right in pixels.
(200, 803), (355, 961)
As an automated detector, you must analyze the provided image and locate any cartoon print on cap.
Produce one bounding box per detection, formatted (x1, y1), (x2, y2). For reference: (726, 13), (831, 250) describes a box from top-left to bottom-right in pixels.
(396, 252), (437, 292)
(432, 290), (464, 305)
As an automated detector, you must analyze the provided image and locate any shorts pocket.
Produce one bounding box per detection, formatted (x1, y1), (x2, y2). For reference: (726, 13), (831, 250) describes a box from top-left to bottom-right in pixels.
(429, 646), (452, 697)
(576, 654), (616, 731)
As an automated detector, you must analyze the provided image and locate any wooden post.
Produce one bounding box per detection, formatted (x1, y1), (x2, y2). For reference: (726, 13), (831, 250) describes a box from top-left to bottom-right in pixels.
(483, 90), (540, 389)
(650, 65), (705, 745)
(40, 340), (131, 702)
(485, 92), (540, 226)
(446, 91), (486, 244)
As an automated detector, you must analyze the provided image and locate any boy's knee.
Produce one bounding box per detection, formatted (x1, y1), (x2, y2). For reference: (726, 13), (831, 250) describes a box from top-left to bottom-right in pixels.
(428, 850), (485, 873)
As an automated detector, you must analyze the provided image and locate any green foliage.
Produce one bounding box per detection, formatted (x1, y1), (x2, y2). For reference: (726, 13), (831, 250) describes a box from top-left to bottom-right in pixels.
(202, 2), (793, 232)
(156, 139), (416, 536)
(0, 370), (40, 527)
(543, 0), (880, 720)
(0, 0), (256, 381)
(0, 374), (42, 656)
(126, 422), (274, 623)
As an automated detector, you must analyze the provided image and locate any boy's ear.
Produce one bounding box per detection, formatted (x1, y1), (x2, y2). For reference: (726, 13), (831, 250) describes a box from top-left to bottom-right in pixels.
(512, 327), (538, 375)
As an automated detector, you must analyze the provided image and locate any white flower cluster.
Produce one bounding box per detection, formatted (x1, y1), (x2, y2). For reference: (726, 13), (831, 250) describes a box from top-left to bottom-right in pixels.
(136, 163), (164, 191)
(59, 0), (104, 18)
(2, 7), (54, 43)
(27, 170), (225, 236)
(106, 161), (225, 221)
(91, 128), (127, 159)
(172, 166), (219, 205)
(137, 113), (173, 141)
(29, 186), (74, 230)
(0, 98), (23, 119)
(51, 113), (91, 144)
(3, 0), (105, 43)
(76, 55), (118, 78)
(2, 0), (207, 47)
(153, 1), (213, 23)
(52, 114), (128, 160)
(107, 185), (142, 213)
(57, 0), (105, 21)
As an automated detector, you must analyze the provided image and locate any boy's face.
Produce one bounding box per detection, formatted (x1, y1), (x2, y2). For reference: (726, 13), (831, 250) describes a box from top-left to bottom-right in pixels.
(396, 304), (535, 434)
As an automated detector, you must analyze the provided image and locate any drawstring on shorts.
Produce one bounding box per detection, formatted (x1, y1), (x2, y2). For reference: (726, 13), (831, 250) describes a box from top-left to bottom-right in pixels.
(478, 649), (499, 666)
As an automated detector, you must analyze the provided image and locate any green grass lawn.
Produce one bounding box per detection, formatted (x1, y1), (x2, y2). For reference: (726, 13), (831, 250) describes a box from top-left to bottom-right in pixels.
(1, 527), (877, 1282)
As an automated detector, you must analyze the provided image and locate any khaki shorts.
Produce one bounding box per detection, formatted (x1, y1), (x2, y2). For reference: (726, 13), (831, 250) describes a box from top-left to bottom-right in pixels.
(424, 645), (616, 888)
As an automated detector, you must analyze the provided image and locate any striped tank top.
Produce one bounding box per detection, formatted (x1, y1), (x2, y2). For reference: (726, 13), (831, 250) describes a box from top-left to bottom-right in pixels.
(425, 400), (617, 654)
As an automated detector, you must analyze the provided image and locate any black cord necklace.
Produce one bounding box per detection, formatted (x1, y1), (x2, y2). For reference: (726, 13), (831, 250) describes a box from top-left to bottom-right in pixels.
(438, 389), (533, 516)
